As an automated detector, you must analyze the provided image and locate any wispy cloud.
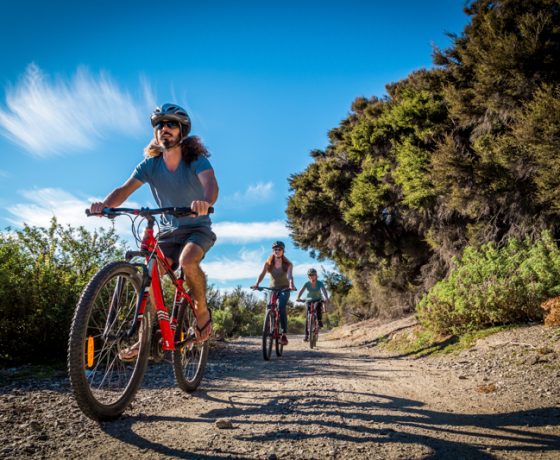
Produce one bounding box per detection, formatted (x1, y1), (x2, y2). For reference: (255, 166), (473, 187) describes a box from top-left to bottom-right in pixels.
(0, 64), (154, 157)
(213, 220), (289, 243)
(204, 248), (266, 282)
(0, 170), (8, 178)
(5, 187), (139, 236)
(223, 182), (274, 207)
(203, 247), (334, 284)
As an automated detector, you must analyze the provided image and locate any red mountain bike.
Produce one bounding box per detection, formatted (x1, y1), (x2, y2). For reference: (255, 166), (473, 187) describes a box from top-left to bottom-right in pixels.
(253, 287), (291, 361)
(67, 207), (211, 421)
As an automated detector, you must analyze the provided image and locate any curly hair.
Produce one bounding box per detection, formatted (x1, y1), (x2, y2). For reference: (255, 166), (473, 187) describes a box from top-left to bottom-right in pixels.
(144, 135), (210, 164)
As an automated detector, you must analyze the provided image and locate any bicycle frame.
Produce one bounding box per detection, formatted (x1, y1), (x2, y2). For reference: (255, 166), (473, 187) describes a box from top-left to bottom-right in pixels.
(267, 292), (281, 339)
(124, 217), (196, 352)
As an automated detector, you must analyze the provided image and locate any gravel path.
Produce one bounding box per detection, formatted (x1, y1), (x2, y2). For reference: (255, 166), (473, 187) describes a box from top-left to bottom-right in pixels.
(1, 323), (559, 459)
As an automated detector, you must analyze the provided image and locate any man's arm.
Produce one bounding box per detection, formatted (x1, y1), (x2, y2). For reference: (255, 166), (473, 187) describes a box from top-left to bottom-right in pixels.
(191, 169), (219, 215)
(89, 178), (143, 214)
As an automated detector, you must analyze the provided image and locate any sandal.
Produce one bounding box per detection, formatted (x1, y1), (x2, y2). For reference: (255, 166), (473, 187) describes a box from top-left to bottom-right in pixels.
(195, 309), (213, 343)
(118, 342), (140, 362)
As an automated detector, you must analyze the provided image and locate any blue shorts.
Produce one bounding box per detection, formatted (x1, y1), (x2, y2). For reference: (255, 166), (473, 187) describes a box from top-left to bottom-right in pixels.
(158, 226), (216, 269)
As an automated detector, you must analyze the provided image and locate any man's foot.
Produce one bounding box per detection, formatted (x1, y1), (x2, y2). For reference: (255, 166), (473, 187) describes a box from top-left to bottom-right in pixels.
(195, 309), (213, 343)
(118, 341), (140, 362)
(281, 334), (288, 346)
(303, 336), (309, 342)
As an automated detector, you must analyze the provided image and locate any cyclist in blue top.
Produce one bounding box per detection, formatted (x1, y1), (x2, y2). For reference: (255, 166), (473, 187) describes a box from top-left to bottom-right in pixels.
(296, 268), (329, 342)
(89, 103), (218, 354)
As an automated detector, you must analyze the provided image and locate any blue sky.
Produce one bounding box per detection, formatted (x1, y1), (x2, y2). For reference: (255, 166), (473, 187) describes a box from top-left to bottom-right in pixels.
(0, 1), (469, 292)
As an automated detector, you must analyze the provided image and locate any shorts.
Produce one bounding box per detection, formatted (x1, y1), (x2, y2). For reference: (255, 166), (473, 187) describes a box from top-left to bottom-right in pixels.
(157, 226), (216, 270)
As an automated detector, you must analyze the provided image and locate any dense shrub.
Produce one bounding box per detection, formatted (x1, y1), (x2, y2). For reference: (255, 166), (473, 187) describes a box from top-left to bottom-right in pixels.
(0, 219), (123, 366)
(417, 233), (560, 334)
(208, 287), (266, 339)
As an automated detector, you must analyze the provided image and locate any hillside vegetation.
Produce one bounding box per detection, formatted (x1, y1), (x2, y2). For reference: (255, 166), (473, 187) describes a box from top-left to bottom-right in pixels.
(287, 0), (560, 330)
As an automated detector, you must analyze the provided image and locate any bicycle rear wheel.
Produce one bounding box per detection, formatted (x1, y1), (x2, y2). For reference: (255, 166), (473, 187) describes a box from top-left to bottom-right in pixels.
(262, 310), (273, 361)
(173, 302), (209, 392)
(67, 261), (151, 421)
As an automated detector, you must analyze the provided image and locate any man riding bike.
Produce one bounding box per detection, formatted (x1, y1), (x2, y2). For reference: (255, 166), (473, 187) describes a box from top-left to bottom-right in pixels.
(89, 103), (218, 357)
(251, 241), (295, 345)
(296, 268), (329, 342)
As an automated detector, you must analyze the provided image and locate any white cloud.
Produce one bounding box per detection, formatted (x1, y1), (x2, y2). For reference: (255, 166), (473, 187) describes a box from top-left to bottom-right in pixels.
(0, 170), (8, 177)
(213, 220), (289, 243)
(204, 247), (266, 282)
(203, 247), (334, 285)
(6, 187), (140, 237)
(223, 182), (274, 207)
(0, 64), (154, 157)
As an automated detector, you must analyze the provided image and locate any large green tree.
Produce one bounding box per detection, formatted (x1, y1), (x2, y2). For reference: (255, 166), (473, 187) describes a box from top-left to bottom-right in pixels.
(287, 0), (560, 320)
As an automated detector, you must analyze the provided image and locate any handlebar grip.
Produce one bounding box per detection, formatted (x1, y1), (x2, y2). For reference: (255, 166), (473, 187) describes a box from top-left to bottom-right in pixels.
(85, 208), (112, 217)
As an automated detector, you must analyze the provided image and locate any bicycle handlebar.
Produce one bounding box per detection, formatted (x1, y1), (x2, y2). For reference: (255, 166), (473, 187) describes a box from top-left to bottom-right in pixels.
(251, 287), (296, 293)
(85, 206), (215, 218)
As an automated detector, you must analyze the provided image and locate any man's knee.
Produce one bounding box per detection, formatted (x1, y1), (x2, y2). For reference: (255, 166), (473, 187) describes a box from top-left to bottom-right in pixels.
(179, 243), (204, 270)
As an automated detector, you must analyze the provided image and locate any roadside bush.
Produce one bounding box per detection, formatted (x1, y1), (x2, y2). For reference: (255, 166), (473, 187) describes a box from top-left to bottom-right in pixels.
(0, 219), (123, 366)
(417, 232), (560, 334)
(210, 287), (265, 338)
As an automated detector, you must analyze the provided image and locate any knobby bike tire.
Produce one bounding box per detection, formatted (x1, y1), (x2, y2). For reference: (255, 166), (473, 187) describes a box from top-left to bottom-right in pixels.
(275, 312), (284, 357)
(310, 312), (319, 349)
(173, 301), (209, 392)
(67, 261), (151, 421)
(262, 310), (274, 361)
(307, 311), (315, 349)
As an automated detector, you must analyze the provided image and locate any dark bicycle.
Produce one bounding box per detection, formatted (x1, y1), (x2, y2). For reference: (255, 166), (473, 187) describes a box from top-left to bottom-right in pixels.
(253, 287), (292, 360)
(298, 300), (321, 349)
(67, 206), (212, 421)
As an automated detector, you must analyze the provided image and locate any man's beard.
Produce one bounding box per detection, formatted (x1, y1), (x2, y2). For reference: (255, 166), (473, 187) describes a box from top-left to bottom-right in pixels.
(161, 135), (180, 149)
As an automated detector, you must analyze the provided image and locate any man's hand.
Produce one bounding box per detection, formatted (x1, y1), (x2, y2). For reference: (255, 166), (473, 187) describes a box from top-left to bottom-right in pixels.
(89, 202), (105, 215)
(190, 200), (211, 216)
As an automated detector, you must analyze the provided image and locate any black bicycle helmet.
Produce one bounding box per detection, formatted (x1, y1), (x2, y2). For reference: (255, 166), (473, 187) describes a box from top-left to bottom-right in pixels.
(307, 268), (317, 276)
(150, 103), (191, 136)
(272, 241), (285, 250)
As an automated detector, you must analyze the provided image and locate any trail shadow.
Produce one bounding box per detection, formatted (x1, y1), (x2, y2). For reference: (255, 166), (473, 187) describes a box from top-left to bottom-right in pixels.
(101, 414), (241, 459)
(101, 386), (560, 459)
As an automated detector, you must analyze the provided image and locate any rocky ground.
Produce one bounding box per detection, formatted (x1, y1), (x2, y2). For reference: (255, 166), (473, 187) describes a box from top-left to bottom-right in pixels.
(1, 318), (559, 459)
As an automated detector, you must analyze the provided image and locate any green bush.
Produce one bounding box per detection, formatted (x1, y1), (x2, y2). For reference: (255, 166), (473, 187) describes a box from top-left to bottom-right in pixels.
(0, 219), (123, 366)
(209, 286), (265, 338)
(417, 232), (560, 334)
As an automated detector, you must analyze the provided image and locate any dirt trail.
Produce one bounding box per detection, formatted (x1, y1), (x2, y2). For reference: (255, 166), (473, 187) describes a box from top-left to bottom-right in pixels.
(1, 323), (560, 459)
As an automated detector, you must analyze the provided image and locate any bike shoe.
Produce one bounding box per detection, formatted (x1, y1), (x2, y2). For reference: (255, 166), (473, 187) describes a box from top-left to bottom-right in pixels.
(303, 336), (309, 342)
(281, 334), (289, 346)
(319, 320), (324, 327)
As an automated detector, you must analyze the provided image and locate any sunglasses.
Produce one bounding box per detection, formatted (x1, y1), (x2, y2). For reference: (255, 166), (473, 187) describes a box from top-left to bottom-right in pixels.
(156, 120), (180, 130)
(273, 247), (284, 252)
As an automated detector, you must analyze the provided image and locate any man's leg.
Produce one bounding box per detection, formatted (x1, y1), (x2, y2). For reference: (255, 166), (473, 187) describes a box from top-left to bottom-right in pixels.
(179, 242), (212, 341)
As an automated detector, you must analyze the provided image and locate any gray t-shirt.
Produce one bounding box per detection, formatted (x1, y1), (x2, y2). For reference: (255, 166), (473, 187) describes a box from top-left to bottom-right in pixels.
(131, 155), (213, 231)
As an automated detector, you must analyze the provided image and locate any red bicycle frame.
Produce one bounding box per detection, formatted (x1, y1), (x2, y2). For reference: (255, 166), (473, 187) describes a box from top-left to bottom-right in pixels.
(267, 291), (281, 339)
(129, 219), (195, 351)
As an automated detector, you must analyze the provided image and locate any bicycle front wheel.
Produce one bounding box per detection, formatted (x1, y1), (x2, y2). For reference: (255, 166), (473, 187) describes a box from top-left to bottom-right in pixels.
(275, 314), (283, 357)
(262, 310), (273, 361)
(173, 302), (209, 392)
(67, 261), (151, 421)
(310, 312), (318, 349)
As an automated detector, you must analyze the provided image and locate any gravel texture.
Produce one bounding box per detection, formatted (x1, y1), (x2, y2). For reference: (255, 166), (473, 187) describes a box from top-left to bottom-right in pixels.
(1, 319), (559, 459)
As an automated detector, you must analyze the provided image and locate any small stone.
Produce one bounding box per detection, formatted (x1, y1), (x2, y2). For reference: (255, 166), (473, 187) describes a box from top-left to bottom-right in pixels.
(215, 418), (235, 429)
